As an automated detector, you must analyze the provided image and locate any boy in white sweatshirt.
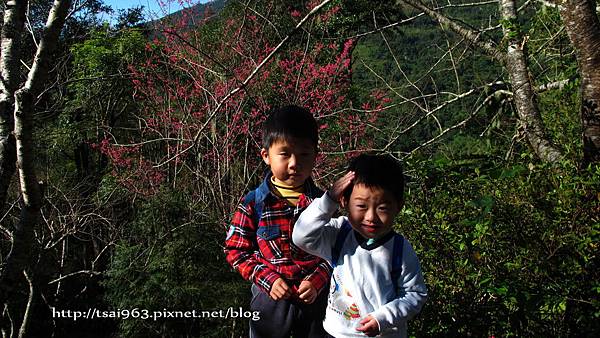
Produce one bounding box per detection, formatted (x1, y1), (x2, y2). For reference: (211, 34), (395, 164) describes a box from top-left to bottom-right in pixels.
(293, 154), (427, 337)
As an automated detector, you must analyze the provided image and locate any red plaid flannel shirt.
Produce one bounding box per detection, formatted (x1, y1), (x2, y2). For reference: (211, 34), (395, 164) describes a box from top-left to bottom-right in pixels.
(224, 173), (331, 295)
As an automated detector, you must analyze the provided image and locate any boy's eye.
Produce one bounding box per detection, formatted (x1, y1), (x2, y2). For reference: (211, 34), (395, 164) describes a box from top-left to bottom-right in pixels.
(378, 206), (389, 212)
(356, 204), (366, 209)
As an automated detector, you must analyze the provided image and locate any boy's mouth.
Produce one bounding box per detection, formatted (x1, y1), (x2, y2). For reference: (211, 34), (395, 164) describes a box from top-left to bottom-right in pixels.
(361, 224), (379, 233)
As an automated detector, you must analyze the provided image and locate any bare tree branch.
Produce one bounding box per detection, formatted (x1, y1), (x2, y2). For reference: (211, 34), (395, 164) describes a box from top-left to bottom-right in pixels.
(17, 270), (34, 338)
(47, 270), (102, 285)
(398, 0), (507, 64)
(403, 90), (513, 157)
(538, 78), (573, 92)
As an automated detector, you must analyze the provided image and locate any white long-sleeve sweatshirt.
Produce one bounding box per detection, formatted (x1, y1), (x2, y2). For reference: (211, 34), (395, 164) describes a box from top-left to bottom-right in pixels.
(292, 192), (427, 338)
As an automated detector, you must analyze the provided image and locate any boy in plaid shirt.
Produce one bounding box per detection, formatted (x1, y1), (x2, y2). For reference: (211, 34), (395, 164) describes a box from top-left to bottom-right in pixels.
(224, 105), (331, 338)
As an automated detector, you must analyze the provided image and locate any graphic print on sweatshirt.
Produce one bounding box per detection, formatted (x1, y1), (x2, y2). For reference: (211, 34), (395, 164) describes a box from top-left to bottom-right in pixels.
(328, 268), (361, 322)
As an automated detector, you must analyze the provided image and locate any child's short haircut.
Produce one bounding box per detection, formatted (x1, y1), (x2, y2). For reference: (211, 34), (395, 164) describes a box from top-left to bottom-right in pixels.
(343, 153), (405, 203)
(262, 105), (318, 149)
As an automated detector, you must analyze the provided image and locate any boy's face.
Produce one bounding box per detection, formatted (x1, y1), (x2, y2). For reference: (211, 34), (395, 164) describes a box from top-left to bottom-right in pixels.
(261, 137), (317, 187)
(343, 183), (402, 239)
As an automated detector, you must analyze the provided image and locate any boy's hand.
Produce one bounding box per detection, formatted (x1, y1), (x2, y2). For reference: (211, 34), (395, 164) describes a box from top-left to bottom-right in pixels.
(297, 280), (317, 304)
(328, 171), (355, 202)
(356, 315), (380, 337)
(269, 278), (292, 300)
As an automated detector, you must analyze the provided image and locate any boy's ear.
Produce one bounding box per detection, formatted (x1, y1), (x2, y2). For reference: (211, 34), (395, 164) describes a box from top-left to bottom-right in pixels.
(260, 148), (270, 165)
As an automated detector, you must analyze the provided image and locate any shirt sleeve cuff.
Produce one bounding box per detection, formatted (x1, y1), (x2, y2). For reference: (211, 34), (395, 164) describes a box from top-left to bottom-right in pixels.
(371, 311), (392, 332)
(322, 191), (340, 213)
(303, 271), (328, 293)
(254, 270), (281, 293)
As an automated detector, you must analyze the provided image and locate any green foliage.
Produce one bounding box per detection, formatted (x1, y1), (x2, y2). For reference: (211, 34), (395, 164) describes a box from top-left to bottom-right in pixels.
(69, 26), (146, 108)
(103, 189), (248, 337)
(500, 18), (521, 40)
(39, 26), (146, 188)
(400, 158), (599, 336)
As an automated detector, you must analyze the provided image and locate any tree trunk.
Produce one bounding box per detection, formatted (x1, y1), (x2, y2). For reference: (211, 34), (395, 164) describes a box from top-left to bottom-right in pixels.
(0, 0), (71, 307)
(0, 0), (27, 210)
(0, 100), (17, 209)
(500, 0), (563, 163)
(559, 0), (600, 165)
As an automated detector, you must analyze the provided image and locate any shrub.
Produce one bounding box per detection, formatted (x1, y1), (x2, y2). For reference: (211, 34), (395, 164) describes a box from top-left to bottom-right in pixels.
(103, 189), (248, 337)
(400, 158), (599, 336)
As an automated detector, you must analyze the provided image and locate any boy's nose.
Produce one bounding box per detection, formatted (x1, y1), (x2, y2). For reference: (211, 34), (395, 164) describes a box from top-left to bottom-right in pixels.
(288, 155), (298, 169)
(364, 208), (376, 222)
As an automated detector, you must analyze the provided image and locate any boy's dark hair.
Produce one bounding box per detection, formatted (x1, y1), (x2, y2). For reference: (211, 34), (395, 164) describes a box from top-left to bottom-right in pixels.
(262, 105), (318, 149)
(343, 153), (405, 204)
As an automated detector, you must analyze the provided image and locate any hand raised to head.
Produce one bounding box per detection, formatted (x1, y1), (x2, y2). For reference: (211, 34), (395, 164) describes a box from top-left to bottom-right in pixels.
(328, 171), (355, 202)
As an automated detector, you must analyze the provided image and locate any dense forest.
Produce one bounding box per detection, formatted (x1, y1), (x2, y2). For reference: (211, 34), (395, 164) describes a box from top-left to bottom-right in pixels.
(0, 0), (598, 337)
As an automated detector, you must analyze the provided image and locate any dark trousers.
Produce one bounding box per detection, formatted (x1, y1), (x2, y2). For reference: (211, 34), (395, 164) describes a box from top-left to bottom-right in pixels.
(249, 283), (328, 338)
